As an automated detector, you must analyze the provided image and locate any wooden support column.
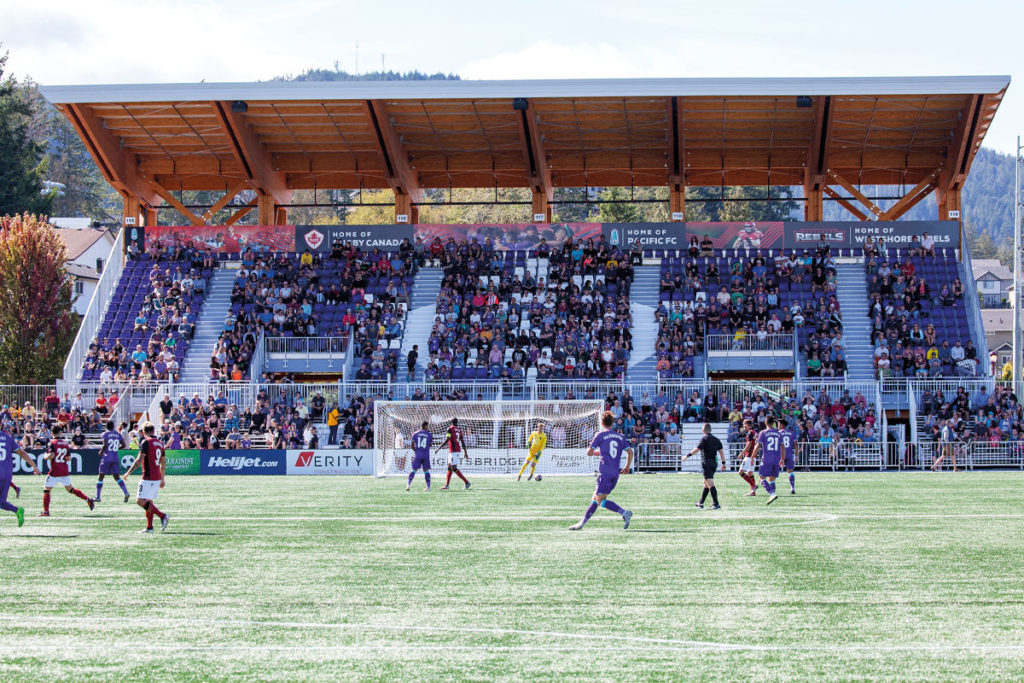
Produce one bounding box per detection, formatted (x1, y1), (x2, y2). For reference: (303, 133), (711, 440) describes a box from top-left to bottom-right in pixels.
(532, 190), (552, 222)
(804, 187), (823, 222)
(257, 194), (276, 225)
(669, 186), (685, 221)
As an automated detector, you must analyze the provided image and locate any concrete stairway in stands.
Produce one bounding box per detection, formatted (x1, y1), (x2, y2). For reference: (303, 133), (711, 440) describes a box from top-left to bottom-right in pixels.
(835, 262), (875, 381)
(179, 268), (237, 384)
(399, 267), (443, 382)
(628, 265), (660, 383)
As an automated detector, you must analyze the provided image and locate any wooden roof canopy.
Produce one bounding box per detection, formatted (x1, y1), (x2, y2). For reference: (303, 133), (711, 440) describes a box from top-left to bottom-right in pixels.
(39, 76), (1009, 224)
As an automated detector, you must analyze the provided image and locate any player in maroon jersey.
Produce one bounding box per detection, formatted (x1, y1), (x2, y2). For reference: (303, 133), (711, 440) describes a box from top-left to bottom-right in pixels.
(39, 425), (95, 516)
(434, 417), (471, 490)
(123, 423), (169, 533)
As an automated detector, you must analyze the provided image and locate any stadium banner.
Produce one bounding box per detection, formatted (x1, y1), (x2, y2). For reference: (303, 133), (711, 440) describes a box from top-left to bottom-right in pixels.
(118, 449), (201, 475)
(602, 220), (958, 251)
(13, 449), (102, 475)
(296, 224), (413, 252)
(413, 223), (602, 252)
(201, 450), (286, 475)
(145, 225), (296, 253)
(286, 449), (373, 475)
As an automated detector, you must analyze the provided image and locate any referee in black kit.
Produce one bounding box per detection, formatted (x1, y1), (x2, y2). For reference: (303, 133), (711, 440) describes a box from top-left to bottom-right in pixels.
(683, 423), (725, 510)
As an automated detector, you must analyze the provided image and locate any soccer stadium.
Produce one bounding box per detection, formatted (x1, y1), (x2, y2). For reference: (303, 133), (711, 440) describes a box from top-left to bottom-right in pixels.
(2, 31), (1024, 680)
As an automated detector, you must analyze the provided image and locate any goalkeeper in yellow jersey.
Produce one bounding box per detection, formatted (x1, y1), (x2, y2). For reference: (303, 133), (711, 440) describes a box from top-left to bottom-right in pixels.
(518, 422), (547, 481)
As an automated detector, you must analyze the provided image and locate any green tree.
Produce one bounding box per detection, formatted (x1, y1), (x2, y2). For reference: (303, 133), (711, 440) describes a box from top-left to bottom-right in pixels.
(0, 213), (77, 383)
(0, 53), (54, 215)
(597, 187), (641, 223)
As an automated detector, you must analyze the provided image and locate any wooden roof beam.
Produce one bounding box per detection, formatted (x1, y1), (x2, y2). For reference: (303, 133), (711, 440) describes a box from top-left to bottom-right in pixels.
(823, 186), (869, 221)
(364, 100), (423, 203)
(517, 100), (553, 202)
(62, 104), (160, 206)
(827, 170), (882, 218)
(211, 101), (293, 205)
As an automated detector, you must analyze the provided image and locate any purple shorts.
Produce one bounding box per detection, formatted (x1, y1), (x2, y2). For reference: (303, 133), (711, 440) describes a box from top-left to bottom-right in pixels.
(411, 453), (430, 471)
(595, 471), (619, 495)
(99, 457), (121, 475)
(759, 459), (780, 479)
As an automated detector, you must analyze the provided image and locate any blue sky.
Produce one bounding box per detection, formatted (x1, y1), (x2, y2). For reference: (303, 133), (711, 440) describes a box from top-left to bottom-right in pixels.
(4, 0), (1021, 154)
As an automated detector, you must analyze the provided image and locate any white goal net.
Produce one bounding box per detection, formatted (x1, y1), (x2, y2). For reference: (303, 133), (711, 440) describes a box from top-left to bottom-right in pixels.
(373, 400), (604, 477)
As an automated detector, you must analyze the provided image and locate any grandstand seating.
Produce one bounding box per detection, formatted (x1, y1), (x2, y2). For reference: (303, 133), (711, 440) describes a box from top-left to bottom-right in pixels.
(653, 249), (845, 378)
(425, 238), (633, 382)
(866, 248), (976, 378)
(81, 256), (208, 383)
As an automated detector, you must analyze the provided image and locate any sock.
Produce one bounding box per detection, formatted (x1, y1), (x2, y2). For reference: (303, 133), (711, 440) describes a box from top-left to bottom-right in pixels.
(445, 470), (453, 486)
(454, 468), (469, 484)
(424, 472), (431, 488)
(699, 488), (709, 504)
(146, 507), (154, 530)
(789, 473), (795, 490)
(710, 487), (719, 506)
(118, 479), (129, 495)
(43, 491), (51, 513)
(601, 499), (625, 516)
(97, 480), (104, 498)
(407, 471), (416, 486)
(580, 501), (599, 525)
(71, 488), (90, 502)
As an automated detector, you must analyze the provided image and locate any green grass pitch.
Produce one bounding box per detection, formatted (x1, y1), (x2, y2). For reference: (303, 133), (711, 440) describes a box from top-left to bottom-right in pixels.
(2, 472), (1023, 681)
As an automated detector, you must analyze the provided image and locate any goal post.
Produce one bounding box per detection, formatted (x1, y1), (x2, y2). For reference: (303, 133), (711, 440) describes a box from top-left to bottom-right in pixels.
(373, 400), (605, 477)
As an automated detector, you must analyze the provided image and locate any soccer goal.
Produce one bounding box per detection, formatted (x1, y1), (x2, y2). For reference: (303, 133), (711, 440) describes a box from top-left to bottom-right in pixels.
(373, 400), (604, 477)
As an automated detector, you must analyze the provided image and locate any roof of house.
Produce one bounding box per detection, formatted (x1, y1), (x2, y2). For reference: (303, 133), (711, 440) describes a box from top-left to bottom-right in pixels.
(51, 227), (110, 261)
(972, 259), (1013, 281)
(981, 309), (1014, 332)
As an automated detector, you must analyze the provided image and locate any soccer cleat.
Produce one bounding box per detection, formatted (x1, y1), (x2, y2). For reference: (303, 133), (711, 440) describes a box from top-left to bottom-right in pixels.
(124, 493), (130, 503)
(711, 504), (721, 510)
(695, 502), (703, 509)
(441, 485), (449, 490)
(568, 523), (584, 531)
(138, 528), (154, 534)
(161, 514), (170, 532)
(38, 512), (50, 517)
(16, 507), (25, 528)
(464, 482), (472, 490)
(622, 510), (633, 529)
(87, 498), (95, 511)
(767, 494), (778, 505)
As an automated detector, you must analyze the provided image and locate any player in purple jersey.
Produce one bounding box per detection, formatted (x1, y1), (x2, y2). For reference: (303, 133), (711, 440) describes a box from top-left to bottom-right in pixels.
(407, 421), (433, 492)
(569, 412), (634, 531)
(751, 416), (782, 505)
(96, 421), (130, 503)
(778, 418), (796, 495)
(0, 428), (41, 528)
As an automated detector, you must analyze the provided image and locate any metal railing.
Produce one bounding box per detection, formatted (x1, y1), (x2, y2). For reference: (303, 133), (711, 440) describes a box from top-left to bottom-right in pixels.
(62, 228), (124, 382)
(705, 333), (795, 353)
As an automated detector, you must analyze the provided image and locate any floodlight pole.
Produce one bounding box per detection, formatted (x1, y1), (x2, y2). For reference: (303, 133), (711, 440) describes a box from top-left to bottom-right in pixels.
(1015, 136), (1023, 384)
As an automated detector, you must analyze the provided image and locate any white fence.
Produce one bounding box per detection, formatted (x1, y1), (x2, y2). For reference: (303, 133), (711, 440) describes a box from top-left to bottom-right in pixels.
(62, 228), (124, 382)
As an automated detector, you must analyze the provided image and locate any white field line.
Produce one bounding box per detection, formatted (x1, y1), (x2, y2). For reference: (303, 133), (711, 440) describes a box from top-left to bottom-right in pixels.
(2, 616), (1024, 654)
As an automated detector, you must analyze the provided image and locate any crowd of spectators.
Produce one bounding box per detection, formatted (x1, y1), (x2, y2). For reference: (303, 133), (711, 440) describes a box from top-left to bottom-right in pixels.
(422, 236), (633, 381)
(216, 241), (416, 381)
(0, 389), (122, 449)
(83, 244), (207, 384)
(864, 234), (974, 378)
(654, 240), (846, 379)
